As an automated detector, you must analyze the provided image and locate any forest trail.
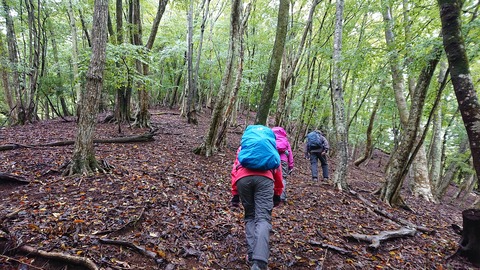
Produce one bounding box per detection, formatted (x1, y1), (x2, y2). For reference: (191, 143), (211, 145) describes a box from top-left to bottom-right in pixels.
(0, 108), (477, 269)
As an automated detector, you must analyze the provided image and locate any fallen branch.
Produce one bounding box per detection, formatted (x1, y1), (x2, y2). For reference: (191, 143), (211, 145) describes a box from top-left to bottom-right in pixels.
(0, 132), (157, 151)
(0, 173), (29, 184)
(18, 245), (98, 270)
(308, 240), (354, 257)
(347, 227), (416, 250)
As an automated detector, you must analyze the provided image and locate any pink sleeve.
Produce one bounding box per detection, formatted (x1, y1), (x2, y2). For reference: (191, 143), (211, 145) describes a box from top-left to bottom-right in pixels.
(287, 143), (294, 169)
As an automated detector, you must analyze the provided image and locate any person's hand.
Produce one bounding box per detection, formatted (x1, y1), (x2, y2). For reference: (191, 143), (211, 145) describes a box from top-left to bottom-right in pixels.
(230, 195), (240, 208)
(273, 195), (281, 207)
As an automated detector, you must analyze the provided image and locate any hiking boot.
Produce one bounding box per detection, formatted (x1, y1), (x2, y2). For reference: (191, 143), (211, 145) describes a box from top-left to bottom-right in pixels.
(312, 177), (318, 182)
(251, 260), (268, 270)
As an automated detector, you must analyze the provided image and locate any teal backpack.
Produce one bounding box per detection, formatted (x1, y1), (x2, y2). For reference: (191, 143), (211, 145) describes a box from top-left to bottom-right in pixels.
(238, 125), (281, 170)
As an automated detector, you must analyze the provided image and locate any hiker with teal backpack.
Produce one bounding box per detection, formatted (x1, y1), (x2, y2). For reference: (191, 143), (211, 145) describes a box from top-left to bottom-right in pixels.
(230, 125), (284, 270)
(305, 129), (330, 182)
(272, 127), (294, 203)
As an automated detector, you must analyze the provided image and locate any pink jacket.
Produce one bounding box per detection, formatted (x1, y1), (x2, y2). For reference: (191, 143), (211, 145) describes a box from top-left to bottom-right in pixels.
(272, 127), (294, 170)
(231, 148), (284, 196)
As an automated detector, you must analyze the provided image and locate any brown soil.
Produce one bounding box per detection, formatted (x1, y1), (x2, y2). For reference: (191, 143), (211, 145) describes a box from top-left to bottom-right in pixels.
(0, 108), (478, 270)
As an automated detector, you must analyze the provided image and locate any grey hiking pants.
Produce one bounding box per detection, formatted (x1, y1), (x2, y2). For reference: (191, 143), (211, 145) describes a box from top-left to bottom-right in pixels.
(236, 175), (273, 264)
(309, 151), (329, 179)
(280, 161), (288, 201)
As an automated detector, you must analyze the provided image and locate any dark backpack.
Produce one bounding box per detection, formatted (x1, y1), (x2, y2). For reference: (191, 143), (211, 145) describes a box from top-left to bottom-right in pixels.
(307, 131), (324, 150)
(238, 125), (281, 170)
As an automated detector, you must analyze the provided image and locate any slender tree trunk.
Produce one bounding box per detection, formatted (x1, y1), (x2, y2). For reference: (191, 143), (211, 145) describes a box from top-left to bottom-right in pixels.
(2, 0), (21, 124)
(274, 0), (319, 128)
(381, 0), (435, 202)
(0, 32), (14, 121)
(65, 0), (109, 175)
(51, 33), (71, 117)
(113, 0), (132, 123)
(23, 0), (41, 124)
(254, 0), (289, 125)
(193, 0), (210, 113)
(435, 137), (469, 200)
(67, 0), (82, 117)
(194, 0), (241, 157)
(216, 2), (250, 148)
(185, 0), (197, 124)
(379, 44), (442, 206)
(331, 0), (348, 191)
(354, 95), (380, 166)
(438, 0), (480, 192)
(428, 63), (448, 191)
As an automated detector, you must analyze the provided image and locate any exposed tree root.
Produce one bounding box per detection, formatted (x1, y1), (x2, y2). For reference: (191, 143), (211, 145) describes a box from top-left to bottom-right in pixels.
(18, 245), (98, 270)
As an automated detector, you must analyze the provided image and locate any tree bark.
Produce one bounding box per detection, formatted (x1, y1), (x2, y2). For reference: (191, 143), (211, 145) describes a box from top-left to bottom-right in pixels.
(254, 0), (289, 125)
(354, 95), (379, 166)
(379, 43), (442, 206)
(195, 0), (241, 157)
(274, 0), (319, 128)
(185, 0), (198, 125)
(438, 0), (480, 189)
(2, 0), (21, 124)
(382, 1), (434, 204)
(455, 209), (480, 265)
(331, 0), (348, 191)
(67, 0), (82, 117)
(64, 0), (109, 176)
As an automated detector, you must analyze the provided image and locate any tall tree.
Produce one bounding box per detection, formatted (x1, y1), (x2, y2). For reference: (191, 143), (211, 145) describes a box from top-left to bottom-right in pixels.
(113, 0), (132, 124)
(379, 43), (443, 207)
(194, 0), (242, 157)
(331, 0), (348, 190)
(274, 0), (319, 128)
(381, 0), (435, 202)
(133, 0), (169, 128)
(254, 0), (289, 125)
(185, 0), (198, 124)
(438, 0), (480, 191)
(67, 0), (82, 117)
(64, 0), (109, 175)
(2, 0), (21, 124)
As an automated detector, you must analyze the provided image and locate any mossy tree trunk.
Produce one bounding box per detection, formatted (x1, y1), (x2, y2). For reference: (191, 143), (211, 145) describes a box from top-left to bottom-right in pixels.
(64, 0), (108, 176)
(438, 0), (480, 190)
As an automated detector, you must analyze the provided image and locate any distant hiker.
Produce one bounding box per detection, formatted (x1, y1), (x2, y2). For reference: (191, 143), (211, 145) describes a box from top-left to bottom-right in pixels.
(272, 126), (294, 203)
(305, 129), (330, 182)
(230, 125), (284, 270)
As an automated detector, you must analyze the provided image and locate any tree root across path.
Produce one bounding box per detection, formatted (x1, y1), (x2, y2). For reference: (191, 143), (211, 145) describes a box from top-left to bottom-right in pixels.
(18, 245), (99, 270)
(1, 210), (99, 270)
